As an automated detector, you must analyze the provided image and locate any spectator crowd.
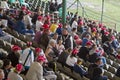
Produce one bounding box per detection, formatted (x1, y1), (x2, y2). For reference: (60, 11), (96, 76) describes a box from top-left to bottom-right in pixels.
(0, 0), (120, 80)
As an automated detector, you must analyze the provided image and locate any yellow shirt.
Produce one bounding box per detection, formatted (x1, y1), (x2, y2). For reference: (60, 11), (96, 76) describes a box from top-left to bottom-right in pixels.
(50, 24), (58, 33)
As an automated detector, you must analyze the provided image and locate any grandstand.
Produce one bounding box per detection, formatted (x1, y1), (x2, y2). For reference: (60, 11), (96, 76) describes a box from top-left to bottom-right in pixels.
(0, 0), (120, 80)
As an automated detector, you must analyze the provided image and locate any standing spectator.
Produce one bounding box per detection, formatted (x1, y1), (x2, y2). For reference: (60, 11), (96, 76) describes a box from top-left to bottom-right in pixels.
(7, 45), (21, 67)
(19, 42), (34, 75)
(7, 64), (23, 80)
(26, 56), (45, 80)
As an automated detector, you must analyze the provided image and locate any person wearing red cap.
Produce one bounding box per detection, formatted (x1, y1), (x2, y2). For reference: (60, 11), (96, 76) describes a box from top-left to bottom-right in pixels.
(7, 64), (23, 80)
(35, 16), (43, 32)
(35, 48), (47, 62)
(23, 10), (33, 27)
(78, 41), (92, 62)
(7, 45), (21, 67)
(39, 28), (50, 49)
(26, 56), (45, 80)
(66, 48), (78, 67)
(19, 42), (34, 75)
(111, 36), (120, 51)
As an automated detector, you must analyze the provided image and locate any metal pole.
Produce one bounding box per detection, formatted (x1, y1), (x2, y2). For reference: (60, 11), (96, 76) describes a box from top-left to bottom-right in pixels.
(101, 0), (105, 24)
(62, 0), (67, 25)
(77, 0), (78, 12)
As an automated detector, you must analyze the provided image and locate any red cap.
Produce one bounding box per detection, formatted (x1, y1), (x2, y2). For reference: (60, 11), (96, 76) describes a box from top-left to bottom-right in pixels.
(43, 24), (50, 29)
(37, 56), (46, 62)
(35, 48), (41, 53)
(76, 39), (82, 45)
(16, 64), (23, 72)
(111, 36), (115, 40)
(98, 23), (103, 28)
(101, 27), (106, 31)
(72, 48), (79, 54)
(12, 45), (21, 52)
(21, 6), (27, 11)
(59, 23), (62, 28)
(38, 16), (42, 20)
(104, 31), (109, 35)
(74, 35), (79, 40)
(27, 41), (32, 46)
(79, 21), (83, 25)
(26, 10), (31, 14)
(92, 28), (97, 32)
(86, 41), (92, 46)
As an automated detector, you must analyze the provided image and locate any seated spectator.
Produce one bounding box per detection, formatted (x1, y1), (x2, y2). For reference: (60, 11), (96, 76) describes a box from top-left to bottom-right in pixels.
(81, 34), (91, 47)
(2, 59), (11, 80)
(19, 42), (34, 75)
(73, 59), (87, 77)
(35, 16), (43, 32)
(116, 66), (120, 77)
(92, 67), (108, 80)
(15, 16), (26, 33)
(50, 21), (59, 34)
(1, 0), (9, 10)
(59, 28), (73, 50)
(57, 48), (72, 66)
(0, 28), (12, 43)
(39, 29), (50, 49)
(22, 25), (35, 40)
(71, 17), (78, 29)
(66, 48), (78, 67)
(0, 69), (4, 80)
(49, 33), (58, 44)
(7, 45), (21, 67)
(34, 28), (43, 44)
(78, 41), (92, 62)
(26, 56), (45, 80)
(7, 64), (23, 80)
(24, 11), (32, 27)
(45, 39), (59, 61)
(57, 39), (65, 55)
(43, 67), (57, 80)
(87, 57), (103, 79)
(35, 48), (47, 63)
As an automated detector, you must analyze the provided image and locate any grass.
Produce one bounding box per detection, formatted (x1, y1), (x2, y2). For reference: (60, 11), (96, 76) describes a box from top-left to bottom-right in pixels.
(67, 0), (120, 31)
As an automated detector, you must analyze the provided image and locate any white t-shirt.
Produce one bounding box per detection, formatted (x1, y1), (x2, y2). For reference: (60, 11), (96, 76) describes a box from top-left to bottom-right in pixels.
(66, 55), (77, 67)
(24, 15), (33, 27)
(1, 1), (9, 9)
(72, 21), (78, 29)
(19, 48), (34, 67)
(36, 20), (43, 31)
